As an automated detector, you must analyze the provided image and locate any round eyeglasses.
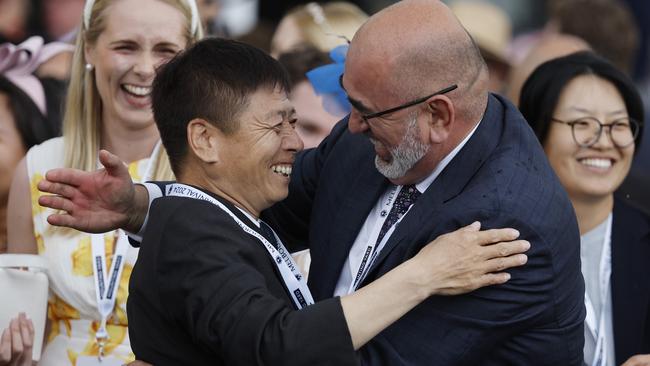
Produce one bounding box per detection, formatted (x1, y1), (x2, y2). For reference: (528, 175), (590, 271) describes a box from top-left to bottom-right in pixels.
(551, 117), (639, 148)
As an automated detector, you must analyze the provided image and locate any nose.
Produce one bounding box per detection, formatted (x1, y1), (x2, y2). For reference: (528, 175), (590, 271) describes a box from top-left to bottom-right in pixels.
(347, 109), (369, 134)
(590, 127), (616, 149)
(283, 124), (304, 153)
(133, 52), (156, 79)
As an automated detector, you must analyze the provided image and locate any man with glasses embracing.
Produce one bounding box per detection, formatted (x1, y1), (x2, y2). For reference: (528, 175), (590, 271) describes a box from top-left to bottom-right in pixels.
(38, 0), (584, 364)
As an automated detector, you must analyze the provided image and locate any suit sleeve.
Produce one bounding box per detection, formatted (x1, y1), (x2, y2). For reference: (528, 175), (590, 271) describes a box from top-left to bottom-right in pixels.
(156, 199), (357, 366)
(358, 208), (585, 365)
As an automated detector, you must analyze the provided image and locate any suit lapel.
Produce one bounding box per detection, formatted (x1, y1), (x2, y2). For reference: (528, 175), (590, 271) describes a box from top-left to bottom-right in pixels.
(312, 157), (389, 297)
(361, 94), (506, 283)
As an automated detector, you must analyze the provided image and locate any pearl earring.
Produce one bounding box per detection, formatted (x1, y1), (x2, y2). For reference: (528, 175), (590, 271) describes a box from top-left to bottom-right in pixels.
(85, 63), (93, 71)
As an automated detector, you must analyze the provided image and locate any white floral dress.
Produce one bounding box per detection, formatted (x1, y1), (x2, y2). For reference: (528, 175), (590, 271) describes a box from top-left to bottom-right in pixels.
(27, 137), (154, 365)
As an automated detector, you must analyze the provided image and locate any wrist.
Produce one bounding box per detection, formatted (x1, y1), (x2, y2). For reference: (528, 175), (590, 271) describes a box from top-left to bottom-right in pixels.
(400, 257), (436, 301)
(124, 184), (148, 233)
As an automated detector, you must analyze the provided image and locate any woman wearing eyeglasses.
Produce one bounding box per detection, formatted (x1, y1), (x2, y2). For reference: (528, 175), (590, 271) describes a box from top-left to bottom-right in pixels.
(519, 51), (649, 366)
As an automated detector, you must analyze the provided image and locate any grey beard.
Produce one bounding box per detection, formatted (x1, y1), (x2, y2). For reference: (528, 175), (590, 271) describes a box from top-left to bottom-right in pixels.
(373, 114), (430, 179)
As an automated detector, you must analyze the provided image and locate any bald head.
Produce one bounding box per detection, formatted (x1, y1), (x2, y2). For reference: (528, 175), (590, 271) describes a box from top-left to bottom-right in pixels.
(346, 0), (488, 123)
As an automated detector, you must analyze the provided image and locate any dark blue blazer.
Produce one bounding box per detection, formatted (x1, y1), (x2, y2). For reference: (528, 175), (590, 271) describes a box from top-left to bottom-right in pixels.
(611, 198), (650, 364)
(265, 94), (586, 365)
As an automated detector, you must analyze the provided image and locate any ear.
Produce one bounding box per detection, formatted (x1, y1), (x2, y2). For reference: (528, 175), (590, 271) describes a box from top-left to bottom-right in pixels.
(424, 95), (455, 144)
(84, 40), (96, 66)
(187, 119), (220, 164)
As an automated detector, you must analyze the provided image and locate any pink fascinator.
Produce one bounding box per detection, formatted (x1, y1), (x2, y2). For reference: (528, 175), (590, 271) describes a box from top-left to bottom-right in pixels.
(0, 36), (74, 115)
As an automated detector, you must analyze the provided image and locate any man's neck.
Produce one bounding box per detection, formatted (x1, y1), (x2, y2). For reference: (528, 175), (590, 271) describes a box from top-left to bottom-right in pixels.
(571, 194), (614, 235)
(180, 168), (261, 219)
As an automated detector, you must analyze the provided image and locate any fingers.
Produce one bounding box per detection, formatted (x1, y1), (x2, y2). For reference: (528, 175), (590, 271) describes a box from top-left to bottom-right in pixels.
(484, 253), (528, 274)
(10, 318), (23, 359)
(43, 168), (85, 188)
(46, 213), (80, 229)
(478, 272), (512, 287)
(474, 228), (520, 245)
(99, 150), (130, 178)
(17, 315), (33, 365)
(459, 221), (481, 232)
(39, 195), (75, 213)
(465, 254), (527, 292)
(0, 327), (11, 364)
(484, 240), (530, 260)
(37, 180), (77, 199)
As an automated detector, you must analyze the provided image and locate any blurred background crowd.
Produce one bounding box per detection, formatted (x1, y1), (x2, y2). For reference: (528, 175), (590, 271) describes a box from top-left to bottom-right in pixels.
(1, 0), (648, 220)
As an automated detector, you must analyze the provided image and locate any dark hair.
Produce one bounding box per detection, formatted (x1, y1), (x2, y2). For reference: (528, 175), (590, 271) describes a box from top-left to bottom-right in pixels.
(0, 75), (66, 149)
(548, 0), (639, 74)
(519, 51), (644, 150)
(151, 37), (290, 175)
(277, 45), (331, 87)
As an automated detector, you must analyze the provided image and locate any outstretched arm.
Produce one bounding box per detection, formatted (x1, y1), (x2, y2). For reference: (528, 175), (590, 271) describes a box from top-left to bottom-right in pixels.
(37, 150), (149, 234)
(341, 222), (528, 349)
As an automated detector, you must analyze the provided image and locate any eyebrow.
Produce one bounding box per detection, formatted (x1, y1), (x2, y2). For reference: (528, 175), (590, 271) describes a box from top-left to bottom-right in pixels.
(607, 109), (627, 117)
(567, 107), (628, 117)
(339, 74), (374, 114)
(109, 39), (181, 49)
(109, 40), (137, 46)
(263, 107), (296, 122)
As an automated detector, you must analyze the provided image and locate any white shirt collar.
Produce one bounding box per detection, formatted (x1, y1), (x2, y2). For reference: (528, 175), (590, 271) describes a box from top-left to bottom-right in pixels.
(414, 116), (483, 193)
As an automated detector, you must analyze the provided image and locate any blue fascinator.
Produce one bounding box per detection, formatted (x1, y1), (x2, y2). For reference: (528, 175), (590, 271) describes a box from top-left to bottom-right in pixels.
(306, 44), (351, 116)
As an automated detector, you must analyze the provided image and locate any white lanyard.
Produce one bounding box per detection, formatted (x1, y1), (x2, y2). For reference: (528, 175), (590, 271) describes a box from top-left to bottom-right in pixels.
(349, 185), (414, 293)
(585, 214), (613, 366)
(165, 183), (314, 310)
(90, 231), (128, 358)
(90, 141), (161, 360)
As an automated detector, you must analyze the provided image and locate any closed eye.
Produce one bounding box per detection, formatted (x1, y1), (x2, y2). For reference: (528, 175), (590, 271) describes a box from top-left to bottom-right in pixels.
(112, 41), (139, 52)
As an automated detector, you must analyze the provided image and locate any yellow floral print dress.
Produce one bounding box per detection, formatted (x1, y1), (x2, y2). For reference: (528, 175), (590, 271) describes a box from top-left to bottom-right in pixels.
(26, 137), (153, 365)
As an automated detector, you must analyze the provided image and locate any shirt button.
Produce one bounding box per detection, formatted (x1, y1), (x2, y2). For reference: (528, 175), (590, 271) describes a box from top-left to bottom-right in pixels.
(380, 211), (387, 217)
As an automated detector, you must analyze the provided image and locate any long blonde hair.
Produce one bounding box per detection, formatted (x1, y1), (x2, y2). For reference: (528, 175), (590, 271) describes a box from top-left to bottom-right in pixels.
(62, 0), (203, 180)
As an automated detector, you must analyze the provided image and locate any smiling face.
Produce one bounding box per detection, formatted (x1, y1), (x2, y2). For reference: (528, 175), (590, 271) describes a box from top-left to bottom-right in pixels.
(341, 60), (433, 184)
(85, 0), (187, 132)
(544, 74), (634, 202)
(217, 87), (304, 215)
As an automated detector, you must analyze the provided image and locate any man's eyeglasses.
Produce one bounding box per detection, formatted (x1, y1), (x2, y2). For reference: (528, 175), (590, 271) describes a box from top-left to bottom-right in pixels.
(551, 117), (639, 148)
(338, 74), (458, 122)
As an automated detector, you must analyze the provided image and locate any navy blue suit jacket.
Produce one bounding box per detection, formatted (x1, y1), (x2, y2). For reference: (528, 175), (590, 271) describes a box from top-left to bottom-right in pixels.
(264, 94), (585, 365)
(611, 199), (650, 363)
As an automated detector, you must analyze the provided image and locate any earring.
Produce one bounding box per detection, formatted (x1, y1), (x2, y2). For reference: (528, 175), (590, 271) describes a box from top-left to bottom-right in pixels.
(85, 63), (93, 71)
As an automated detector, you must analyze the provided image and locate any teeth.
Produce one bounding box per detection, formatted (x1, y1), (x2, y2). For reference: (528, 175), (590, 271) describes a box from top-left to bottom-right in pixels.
(122, 84), (151, 96)
(580, 158), (612, 169)
(271, 165), (292, 176)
